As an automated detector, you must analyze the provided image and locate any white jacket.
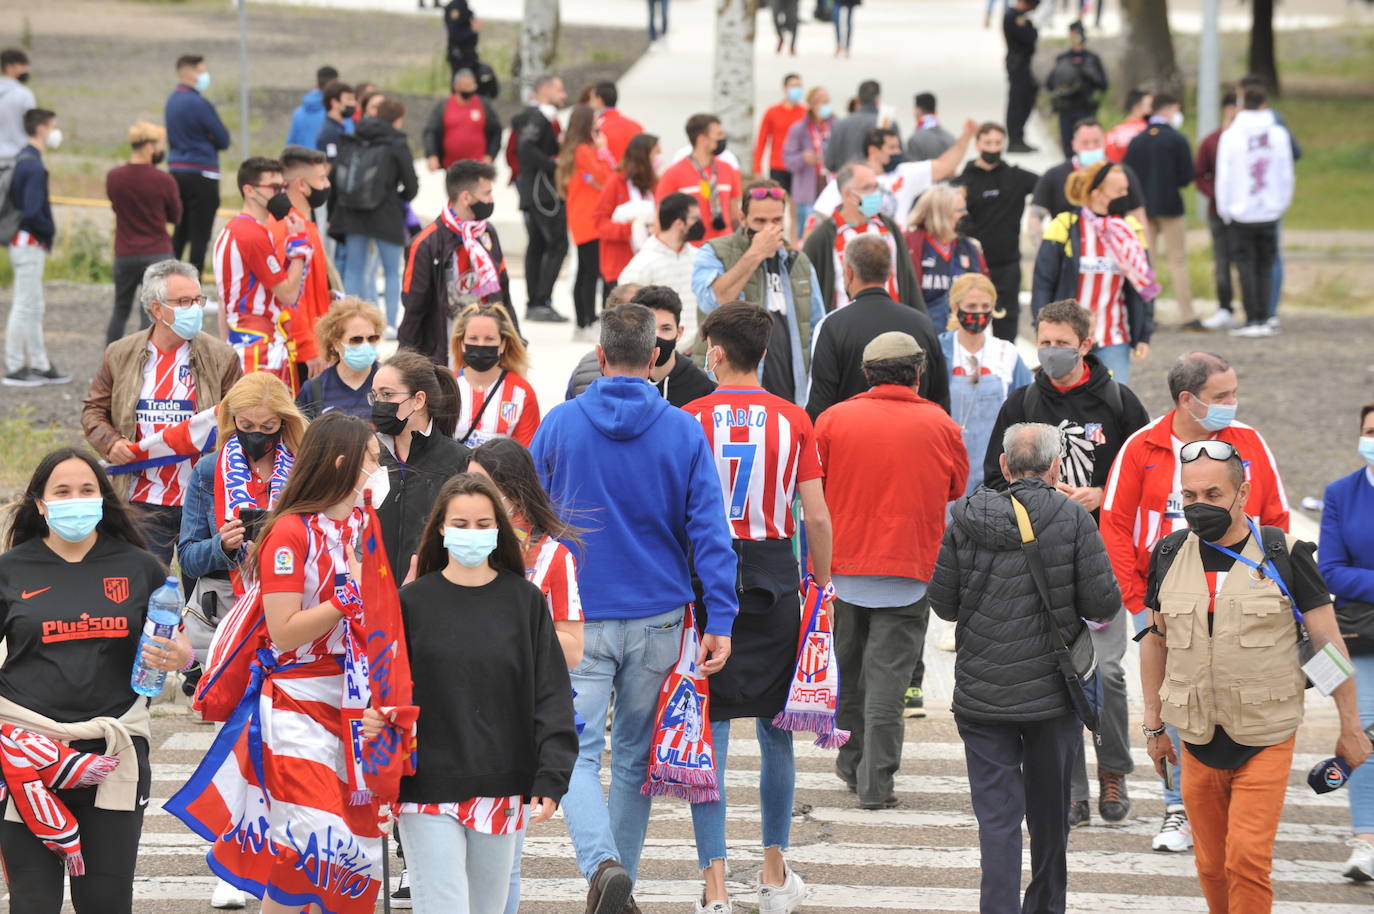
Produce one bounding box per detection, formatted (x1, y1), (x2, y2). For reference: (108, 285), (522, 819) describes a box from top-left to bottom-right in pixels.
(618, 234), (700, 343)
(1215, 108), (1294, 224)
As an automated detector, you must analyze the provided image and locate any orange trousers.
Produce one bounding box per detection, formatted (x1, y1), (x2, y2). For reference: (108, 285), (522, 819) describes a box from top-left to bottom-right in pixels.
(1180, 734), (1295, 914)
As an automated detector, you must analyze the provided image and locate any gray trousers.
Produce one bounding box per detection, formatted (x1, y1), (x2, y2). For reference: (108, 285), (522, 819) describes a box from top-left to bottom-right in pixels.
(1070, 606), (1134, 801)
(5, 244), (49, 373)
(834, 596), (929, 804)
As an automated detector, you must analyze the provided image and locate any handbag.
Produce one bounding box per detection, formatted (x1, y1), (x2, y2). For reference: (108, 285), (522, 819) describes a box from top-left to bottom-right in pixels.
(1336, 601), (1374, 656)
(1010, 495), (1103, 731)
(813, 0), (834, 22)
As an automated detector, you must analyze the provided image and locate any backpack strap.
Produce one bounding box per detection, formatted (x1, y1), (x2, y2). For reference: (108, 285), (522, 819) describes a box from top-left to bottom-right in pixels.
(1258, 524), (1295, 603)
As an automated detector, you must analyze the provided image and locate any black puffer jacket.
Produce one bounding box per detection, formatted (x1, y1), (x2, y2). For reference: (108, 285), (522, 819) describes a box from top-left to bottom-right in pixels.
(928, 476), (1121, 723)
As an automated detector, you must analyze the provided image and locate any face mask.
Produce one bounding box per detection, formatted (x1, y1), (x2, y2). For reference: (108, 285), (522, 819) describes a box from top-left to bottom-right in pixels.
(979, 150), (1001, 165)
(652, 153), (667, 174)
(340, 105), (357, 119)
(443, 526), (499, 567)
(1169, 111), (1185, 130)
(44, 128), (62, 150)
(151, 150), (166, 166)
(858, 191), (883, 218)
(266, 192), (293, 221)
(786, 86), (803, 104)
(712, 137), (728, 157)
(341, 342), (377, 371)
(469, 198), (495, 221)
(1076, 147), (1106, 166)
(882, 156), (900, 174)
(195, 71), (211, 92)
(43, 497), (104, 543)
(655, 336), (676, 367)
(237, 429), (280, 461)
(1189, 398), (1237, 432)
(356, 465), (390, 508)
(165, 302), (204, 340)
(957, 310), (992, 334)
(1106, 193), (1135, 217)
(371, 399), (411, 436)
(306, 184), (330, 209)
(538, 102), (557, 122)
(16, 72), (29, 84)
(685, 219), (706, 243)
(1183, 500), (1236, 543)
(458, 91), (475, 101)
(818, 103), (834, 120)
(463, 344), (501, 373)
(704, 347), (722, 383)
(1038, 345), (1080, 380)
(1359, 436), (1374, 468)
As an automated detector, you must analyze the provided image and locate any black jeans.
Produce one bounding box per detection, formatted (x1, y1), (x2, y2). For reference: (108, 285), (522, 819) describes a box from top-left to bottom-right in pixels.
(1207, 211), (1235, 313)
(1056, 106), (1096, 160)
(573, 239), (601, 328)
(987, 260), (1022, 342)
(1227, 219), (1278, 326)
(171, 171), (221, 276)
(132, 502), (183, 568)
(957, 712), (1079, 914)
(1005, 60), (1038, 144)
(523, 207), (568, 312)
(106, 253), (164, 344)
(768, 167), (793, 194)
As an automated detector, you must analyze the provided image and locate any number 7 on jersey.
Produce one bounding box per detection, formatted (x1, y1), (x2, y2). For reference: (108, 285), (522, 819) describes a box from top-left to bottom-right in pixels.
(721, 442), (758, 521)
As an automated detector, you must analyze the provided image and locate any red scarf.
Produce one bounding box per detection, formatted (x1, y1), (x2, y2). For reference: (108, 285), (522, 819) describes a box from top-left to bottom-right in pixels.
(641, 604), (719, 803)
(772, 576), (850, 748)
(832, 210), (898, 304)
(1079, 208), (1160, 302)
(440, 205), (502, 301)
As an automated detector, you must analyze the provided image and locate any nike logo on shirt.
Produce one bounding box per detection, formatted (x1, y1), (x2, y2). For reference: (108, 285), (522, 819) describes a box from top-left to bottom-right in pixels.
(21, 588), (52, 600)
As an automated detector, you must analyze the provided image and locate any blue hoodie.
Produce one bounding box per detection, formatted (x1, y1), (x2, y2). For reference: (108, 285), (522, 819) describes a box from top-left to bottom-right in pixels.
(531, 376), (738, 636)
(286, 88), (326, 148)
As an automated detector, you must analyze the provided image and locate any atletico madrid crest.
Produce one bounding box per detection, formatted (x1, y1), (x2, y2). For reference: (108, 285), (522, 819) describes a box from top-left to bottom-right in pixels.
(102, 577), (130, 604)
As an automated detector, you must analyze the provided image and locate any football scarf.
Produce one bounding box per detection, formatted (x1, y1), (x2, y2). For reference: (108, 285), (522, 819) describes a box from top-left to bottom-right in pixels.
(0, 724), (120, 875)
(440, 206), (502, 300)
(642, 604), (719, 804)
(214, 435), (294, 592)
(1080, 207), (1161, 302)
(832, 210), (898, 304)
(772, 576), (850, 749)
(105, 406), (219, 477)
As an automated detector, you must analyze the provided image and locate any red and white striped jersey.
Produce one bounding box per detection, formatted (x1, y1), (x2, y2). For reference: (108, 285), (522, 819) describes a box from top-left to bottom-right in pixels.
(259, 512), (360, 663)
(455, 371), (540, 448)
(1075, 216), (1130, 348)
(214, 214), (291, 324)
(130, 342), (197, 507)
(683, 386), (822, 541)
(830, 211), (899, 307)
(396, 796), (524, 835)
(524, 534), (583, 623)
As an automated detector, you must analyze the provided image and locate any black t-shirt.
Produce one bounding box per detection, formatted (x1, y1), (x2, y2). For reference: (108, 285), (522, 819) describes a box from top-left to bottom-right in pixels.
(0, 535), (166, 722)
(956, 161), (1039, 266)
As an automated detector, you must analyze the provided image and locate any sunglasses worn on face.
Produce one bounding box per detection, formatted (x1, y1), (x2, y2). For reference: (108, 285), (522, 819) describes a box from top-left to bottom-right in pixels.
(748, 187), (786, 200)
(252, 183), (287, 195)
(346, 334), (382, 345)
(1179, 440), (1239, 463)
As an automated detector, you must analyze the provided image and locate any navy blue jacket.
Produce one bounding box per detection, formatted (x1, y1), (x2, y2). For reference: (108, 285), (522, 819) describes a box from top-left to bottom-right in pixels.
(10, 146), (53, 248)
(165, 84), (231, 173)
(1122, 119), (1194, 218)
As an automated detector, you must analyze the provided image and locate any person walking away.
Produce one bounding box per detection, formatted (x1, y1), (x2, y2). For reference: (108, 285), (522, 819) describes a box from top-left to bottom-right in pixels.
(1031, 160), (1156, 383)
(0, 449), (193, 914)
(295, 297), (383, 420)
(587, 81), (644, 163)
(694, 180), (822, 405)
(906, 92), (956, 162)
(955, 122), (1039, 341)
(1215, 82), (1293, 339)
(593, 133), (661, 334)
(423, 69), (502, 172)
(783, 88), (833, 240)
(445, 0), (482, 80)
(818, 332), (967, 808)
(104, 121), (181, 344)
(285, 65), (336, 148)
(1320, 402), (1374, 882)
(4, 108), (69, 387)
(1046, 21), (1107, 159)
(0, 48), (35, 158)
(617, 193), (702, 346)
(165, 54), (231, 277)
(832, 0), (860, 57)
(1140, 440), (1368, 913)
(903, 183), (988, 331)
(530, 304), (738, 914)
(1003, 0), (1041, 154)
(558, 105), (618, 335)
(450, 302), (540, 447)
(268, 145), (334, 382)
(400, 160), (514, 365)
(658, 113), (742, 244)
(1100, 350), (1289, 849)
(930, 422), (1121, 914)
(1104, 88), (1151, 162)
(1237, 74), (1301, 332)
(1194, 92), (1239, 331)
(682, 301), (833, 914)
(515, 75), (571, 323)
(212, 156), (309, 391)
(755, 74), (806, 195)
(824, 80), (901, 173)
(1122, 93), (1199, 330)
(772, 0), (801, 54)
(1028, 117), (1147, 234)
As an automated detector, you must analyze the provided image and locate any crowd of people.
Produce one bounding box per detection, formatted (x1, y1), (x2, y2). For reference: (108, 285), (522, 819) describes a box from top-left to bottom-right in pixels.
(0, 11), (1366, 914)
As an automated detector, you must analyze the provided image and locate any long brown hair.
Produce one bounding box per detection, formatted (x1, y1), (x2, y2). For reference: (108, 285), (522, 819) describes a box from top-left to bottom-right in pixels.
(622, 132), (659, 196)
(556, 104), (599, 198)
(5, 448), (149, 553)
(471, 437), (582, 546)
(413, 473), (526, 578)
(381, 350), (461, 439)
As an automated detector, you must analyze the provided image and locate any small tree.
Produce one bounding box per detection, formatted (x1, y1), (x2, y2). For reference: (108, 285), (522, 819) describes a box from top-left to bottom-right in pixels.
(519, 0), (560, 99)
(713, 0), (757, 173)
(1118, 0), (1183, 101)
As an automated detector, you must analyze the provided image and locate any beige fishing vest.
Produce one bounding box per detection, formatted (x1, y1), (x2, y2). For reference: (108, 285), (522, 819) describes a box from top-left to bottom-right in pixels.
(1156, 532), (1306, 747)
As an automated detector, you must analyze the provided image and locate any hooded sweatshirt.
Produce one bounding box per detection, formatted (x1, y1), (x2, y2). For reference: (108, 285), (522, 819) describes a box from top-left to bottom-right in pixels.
(286, 88), (326, 148)
(1215, 108), (1294, 225)
(0, 75), (35, 158)
(530, 376), (738, 636)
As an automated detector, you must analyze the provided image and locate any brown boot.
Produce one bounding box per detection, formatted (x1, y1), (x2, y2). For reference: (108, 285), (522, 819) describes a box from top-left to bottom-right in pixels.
(622, 897), (644, 914)
(584, 858), (633, 914)
(1098, 770), (1131, 822)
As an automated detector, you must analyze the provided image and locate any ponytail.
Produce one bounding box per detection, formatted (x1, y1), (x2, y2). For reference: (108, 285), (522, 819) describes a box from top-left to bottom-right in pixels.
(1064, 159), (1111, 208)
(383, 349), (460, 440)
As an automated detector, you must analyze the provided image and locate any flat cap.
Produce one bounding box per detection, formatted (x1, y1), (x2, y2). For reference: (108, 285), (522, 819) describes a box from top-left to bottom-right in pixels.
(862, 331), (923, 363)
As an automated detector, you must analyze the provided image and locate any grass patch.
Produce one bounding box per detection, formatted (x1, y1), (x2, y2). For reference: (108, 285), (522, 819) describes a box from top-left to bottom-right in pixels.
(0, 406), (84, 496)
(0, 216), (113, 286)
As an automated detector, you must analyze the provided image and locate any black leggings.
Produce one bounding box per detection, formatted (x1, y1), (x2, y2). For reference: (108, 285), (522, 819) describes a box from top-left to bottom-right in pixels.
(573, 239), (601, 329)
(0, 737), (150, 914)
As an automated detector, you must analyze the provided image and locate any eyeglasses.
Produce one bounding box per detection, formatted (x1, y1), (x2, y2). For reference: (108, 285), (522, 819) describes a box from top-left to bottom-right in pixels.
(346, 334), (382, 346)
(252, 183), (288, 195)
(163, 295), (208, 308)
(747, 187), (787, 200)
(1179, 440), (1239, 463)
(366, 389), (413, 405)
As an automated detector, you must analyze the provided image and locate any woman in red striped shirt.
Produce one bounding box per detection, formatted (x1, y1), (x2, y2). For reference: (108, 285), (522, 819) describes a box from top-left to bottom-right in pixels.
(450, 302), (540, 448)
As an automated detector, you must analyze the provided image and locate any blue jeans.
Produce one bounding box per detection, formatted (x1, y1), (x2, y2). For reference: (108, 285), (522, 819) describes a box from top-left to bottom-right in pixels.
(832, 3), (854, 48)
(398, 812), (520, 914)
(1092, 342), (1132, 385)
(1131, 610), (1182, 806)
(794, 203), (813, 242)
(690, 718), (795, 869)
(647, 0), (668, 40)
(563, 607), (684, 883)
(502, 829), (524, 914)
(1269, 221), (1283, 318)
(1348, 653), (1374, 833)
(343, 234), (402, 327)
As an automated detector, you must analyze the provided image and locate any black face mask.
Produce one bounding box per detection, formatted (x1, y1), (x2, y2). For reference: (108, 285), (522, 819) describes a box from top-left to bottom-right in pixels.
(458, 90), (475, 101)
(712, 137), (728, 157)
(265, 192), (293, 221)
(1107, 192), (1136, 217)
(654, 336), (676, 367)
(17, 72), (30, 85)
(882, 156), (900, 173)
(236, 429), (280, 461)
(463, 344), (501, 373)
(1183, 500), (1236, 543)
(370, 400), (410, 436)
(685, 219), (706, 243)
(470, 199), (495, 221)
(980, 150), (1002, 165)
(306, 184), (330, 209)
(151, 150), (166, 166)
(340, 105), (356, 120)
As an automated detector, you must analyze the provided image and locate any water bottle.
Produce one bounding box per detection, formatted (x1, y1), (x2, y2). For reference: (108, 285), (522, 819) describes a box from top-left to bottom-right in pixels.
(131, 577), (182, 697)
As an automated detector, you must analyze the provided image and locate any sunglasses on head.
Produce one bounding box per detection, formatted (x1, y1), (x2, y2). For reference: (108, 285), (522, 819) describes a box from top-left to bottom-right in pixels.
(747, 187), (786, 200)
(1179, 440), (1239, 464)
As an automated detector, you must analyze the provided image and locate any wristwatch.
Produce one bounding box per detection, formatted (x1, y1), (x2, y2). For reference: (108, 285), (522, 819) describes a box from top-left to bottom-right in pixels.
(1142, 723), (1167, 738)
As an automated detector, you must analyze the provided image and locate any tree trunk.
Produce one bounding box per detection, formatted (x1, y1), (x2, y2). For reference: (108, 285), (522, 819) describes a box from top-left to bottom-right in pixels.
(713, 0), (757, 174)
(518, 0), (560, 99)
(1248, 0), (1280, 96)
(1118, 0), (1182, 103)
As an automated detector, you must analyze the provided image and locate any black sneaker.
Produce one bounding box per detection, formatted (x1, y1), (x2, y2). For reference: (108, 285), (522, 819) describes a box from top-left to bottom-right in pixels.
(903, 685), (927, 718)
(391, 867), (412, 908)
(33, 365), (72, 385)
(526, 305), (570, 323)
(1098, 770), (1130, 822)
(1068, 799), (1090, 828)
(2, 368), (43, 387)
(1007, 140), (1038, 154)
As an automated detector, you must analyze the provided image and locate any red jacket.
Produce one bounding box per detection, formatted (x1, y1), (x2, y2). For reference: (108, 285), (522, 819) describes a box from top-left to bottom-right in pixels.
(753, 102), (806, 174)
(598, 108), (644, 163)
(1100, 410), (1290, 614)
(593, 171), (655, 281)
(817, 386), (968, 581)
(567, 143), (616, 245)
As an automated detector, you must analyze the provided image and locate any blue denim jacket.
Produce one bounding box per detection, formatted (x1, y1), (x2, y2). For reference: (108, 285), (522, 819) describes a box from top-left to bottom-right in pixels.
(178, 452), (235, 579)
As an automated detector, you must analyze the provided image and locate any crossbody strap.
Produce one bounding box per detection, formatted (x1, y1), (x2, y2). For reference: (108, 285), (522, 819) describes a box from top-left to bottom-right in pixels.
(457, 369), (509, 445)
(1010, 494), (1072, 654)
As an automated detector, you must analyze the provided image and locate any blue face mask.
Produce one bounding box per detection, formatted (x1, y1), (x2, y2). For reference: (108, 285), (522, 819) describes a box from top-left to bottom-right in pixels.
(1077, 147), (1106, 166)
(858, 190), (883, 218)
(195, 70), (211, 92)
(443, 526), (499, 568)
(44, 497), (104, 543)
(342, 342), (377, 371)
(165, 303), (203, 340)
(786, 85), (803, 104)
(1192, 399), (1237, 432)
(818, 103), (833, 120)
(1359, 437), (1374, 468)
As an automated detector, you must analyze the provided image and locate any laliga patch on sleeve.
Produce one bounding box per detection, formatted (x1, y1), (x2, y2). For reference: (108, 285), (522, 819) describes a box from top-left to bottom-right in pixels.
(1302, 642), (1353, 697)
(273, 547), (294, 577)
(266, 255), (283, 273)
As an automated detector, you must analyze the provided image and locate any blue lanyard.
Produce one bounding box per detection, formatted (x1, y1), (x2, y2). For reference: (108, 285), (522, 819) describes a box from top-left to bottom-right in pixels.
(1203, 518), (1301, 623)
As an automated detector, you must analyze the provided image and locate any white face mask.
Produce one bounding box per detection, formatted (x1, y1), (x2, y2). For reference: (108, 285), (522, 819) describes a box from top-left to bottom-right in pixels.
(1169, 111), (1184, 130)
(44, 127), (62, 150)
(355, 465), (390, 508)
(538, 102), (558, 123)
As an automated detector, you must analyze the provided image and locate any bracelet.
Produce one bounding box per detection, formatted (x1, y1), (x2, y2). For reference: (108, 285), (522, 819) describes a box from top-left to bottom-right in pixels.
(179, 651), (198, 672)
(1142, 723), (1167, 739)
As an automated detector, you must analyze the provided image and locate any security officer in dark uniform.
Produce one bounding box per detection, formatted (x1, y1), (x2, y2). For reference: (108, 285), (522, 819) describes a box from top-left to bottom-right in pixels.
(444, 0), (480, 81)
(1003, 0), (1041, 154)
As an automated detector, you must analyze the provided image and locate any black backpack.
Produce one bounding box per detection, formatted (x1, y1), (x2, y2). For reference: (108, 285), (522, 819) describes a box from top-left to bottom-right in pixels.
(333, 135), (393, 212)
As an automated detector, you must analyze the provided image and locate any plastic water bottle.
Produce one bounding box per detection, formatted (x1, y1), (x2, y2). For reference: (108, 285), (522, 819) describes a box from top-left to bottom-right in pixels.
(131, 577), (182, 697)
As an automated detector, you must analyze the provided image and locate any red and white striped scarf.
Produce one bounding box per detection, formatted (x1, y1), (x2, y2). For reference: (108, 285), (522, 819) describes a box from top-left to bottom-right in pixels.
(642, 604), (719, 804)
(1079, 209), (1160, 302)
(832, 210), (899, 305)
(772, 576), (850, 748)
(440, 206), (502, 300)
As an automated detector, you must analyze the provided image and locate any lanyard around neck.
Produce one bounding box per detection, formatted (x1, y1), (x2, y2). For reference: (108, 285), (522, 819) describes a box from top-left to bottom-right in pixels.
(1202, 517), (1299, 621)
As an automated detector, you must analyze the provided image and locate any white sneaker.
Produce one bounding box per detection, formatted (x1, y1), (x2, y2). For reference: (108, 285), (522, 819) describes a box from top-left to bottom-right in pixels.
(1201, 309), (1234, 330)
(391, 867), (413, 908)
(210, 879), (246, 909)
(1342, 837), (1374, 882)
(758, 868), (807, 914)
(1266, 314), (1281, 332)
(1228, 322), (1275, 338)
(694, 899), (733, 914)
(1152, 805), (1193, 852)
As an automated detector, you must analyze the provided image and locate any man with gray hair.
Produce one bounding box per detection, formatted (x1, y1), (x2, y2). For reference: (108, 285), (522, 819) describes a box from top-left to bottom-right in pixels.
(81, 258), (241, 563)
(531, 303), (738, 914)
(930, 421), (1120, 914)
(422, 67), (501, 172)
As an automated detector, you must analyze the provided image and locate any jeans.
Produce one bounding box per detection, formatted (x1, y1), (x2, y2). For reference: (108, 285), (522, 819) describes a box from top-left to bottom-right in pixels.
(502, 829), (524, 914)
(1131, 610), (1183, 806)
(647, 0), (668, 41)
(1269, 221), (1283, 318)
(1146, 215), (1194, 323)
(794, 203), (813, 243)
(131, 502), (183, 569)
(834, 596), (929, 804)
(1206, 212), (1234, 313)
(1227, 219), (1278, 327)
(523, 208), (569, 313)
(957, 712), (1080, 914)
(343, 234), (402, 327)
(690, 718), (795, 869)
(1070, 608), (1134, 802)
(563, 606), (684, 882)
(397, 812), (519, 914)
(171, 171), (221, 276)
(832, 3), (854, 49)
(107, 252), (163, 344)
(1348, 652), (1374, 834)
(5, 244), (49, 373)
(1092, 342), (1131, 385)
(987, 260), (1021, 342)
(573, 239), (601, 328)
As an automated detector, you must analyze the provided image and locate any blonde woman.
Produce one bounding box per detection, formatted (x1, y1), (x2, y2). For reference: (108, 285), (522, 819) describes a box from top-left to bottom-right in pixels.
(903, 182), (988, 332)
(296, 297), (386, 420)
(450, 302), (540, 447)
